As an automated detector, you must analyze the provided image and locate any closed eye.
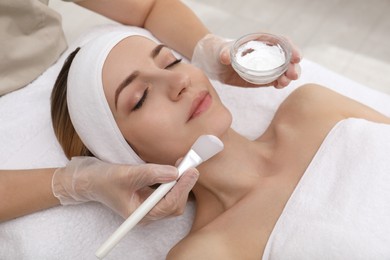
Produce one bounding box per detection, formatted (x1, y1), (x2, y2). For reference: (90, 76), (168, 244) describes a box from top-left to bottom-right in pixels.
(132, 88), (149, 111)
(165, 58), (182, 69)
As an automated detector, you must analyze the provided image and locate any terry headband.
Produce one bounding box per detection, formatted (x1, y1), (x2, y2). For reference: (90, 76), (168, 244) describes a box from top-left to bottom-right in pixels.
(67, 27), (159, 165)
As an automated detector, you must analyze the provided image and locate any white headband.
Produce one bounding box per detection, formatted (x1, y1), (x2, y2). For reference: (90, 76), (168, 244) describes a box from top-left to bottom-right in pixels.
(67, 27), (159, 165)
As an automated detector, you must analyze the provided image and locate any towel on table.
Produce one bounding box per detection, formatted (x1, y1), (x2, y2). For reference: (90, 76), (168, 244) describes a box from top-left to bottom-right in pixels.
(263, 118), (390, 259)
(1, 24), (390, 259)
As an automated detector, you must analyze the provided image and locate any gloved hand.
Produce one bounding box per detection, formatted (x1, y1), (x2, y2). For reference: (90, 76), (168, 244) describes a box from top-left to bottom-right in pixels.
(52, 157), (199, 221)
(192, 33), (302, 89)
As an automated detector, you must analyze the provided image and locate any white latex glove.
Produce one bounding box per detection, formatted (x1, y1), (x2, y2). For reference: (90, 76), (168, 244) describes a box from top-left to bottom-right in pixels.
(192, 34), (301, 88)
(52, 157), (199, 221)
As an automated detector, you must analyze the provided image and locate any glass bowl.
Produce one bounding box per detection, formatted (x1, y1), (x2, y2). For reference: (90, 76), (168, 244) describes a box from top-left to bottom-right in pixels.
(230, 33), (292, 85)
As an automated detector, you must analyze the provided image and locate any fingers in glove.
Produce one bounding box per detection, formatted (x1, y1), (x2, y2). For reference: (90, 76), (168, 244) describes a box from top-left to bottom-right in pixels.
(285, 63), (299, 80)
(219, 45), (232, 65)
(145, 168), (199, 221)
(294, 63), (301, 79)
(126, 164), (178, 190)
(284, 37), (302, 63)
(275, 74), (291, 89)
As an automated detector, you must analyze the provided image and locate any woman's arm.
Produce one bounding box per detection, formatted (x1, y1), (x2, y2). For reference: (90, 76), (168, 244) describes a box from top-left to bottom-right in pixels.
(75, 0), (209, 59)
(0, 159), (199, 223)
(0, 168), (59, 222)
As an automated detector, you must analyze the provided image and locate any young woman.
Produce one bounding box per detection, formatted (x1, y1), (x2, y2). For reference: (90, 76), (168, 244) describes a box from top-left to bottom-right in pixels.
(51, 29), (390, 259)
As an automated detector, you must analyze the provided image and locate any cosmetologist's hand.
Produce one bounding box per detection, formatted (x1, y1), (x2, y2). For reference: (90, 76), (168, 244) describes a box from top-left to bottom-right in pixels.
(52, 157), (199, 221)
(192, 34), (301, 89)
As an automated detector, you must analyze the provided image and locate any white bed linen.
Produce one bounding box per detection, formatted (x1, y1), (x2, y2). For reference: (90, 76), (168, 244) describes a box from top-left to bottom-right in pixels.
(1, 24), (390, 259)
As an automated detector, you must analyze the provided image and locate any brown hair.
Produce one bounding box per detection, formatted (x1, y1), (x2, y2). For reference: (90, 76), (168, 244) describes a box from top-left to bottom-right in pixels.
(51, 48), (92, 159)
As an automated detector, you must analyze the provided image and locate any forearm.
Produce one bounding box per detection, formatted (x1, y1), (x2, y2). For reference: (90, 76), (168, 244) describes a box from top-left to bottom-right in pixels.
(143, 0), (209, 59)
(0, 168), (60, 222)
(76, 0), (209, 59)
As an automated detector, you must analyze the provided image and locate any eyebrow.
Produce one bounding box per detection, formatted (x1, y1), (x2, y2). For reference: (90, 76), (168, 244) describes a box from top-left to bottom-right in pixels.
(115, 71), (139, 109)
(114, 44), (167, 109)
(151, 44), (167, 58)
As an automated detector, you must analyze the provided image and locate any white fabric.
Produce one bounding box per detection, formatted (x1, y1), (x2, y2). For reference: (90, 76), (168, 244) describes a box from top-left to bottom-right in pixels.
(263, 118), (390, 259)
(67, 29), (157, 165)
(1, 24), (390, 259)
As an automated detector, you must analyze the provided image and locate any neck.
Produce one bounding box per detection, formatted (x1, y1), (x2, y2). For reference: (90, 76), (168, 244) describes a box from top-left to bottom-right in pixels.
(191, 128), (273, 230)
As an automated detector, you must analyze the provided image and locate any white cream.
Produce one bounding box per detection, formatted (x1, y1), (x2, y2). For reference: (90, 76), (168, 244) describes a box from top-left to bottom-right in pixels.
(235, 40), (285, 71)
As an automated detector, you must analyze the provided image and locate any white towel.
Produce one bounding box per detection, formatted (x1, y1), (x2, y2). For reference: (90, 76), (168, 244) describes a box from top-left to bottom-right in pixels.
(1, 24), (390, 260)
(263, 118), (390, 259)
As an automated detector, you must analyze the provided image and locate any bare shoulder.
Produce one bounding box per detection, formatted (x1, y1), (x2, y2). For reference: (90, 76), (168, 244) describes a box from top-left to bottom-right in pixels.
(167, 233), (218, 260)
(274, 84), (342, 125)
(167, 232), (233, 260)
(282, 83), (342, 113)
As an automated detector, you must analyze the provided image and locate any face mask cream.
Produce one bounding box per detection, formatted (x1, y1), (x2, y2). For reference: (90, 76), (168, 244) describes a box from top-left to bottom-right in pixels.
(231, 33), (292, 85)
(235, 40), (286, 71)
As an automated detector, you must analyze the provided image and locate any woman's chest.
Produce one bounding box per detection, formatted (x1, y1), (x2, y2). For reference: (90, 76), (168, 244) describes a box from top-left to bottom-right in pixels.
(199, 175), (304, 259)
(203, 123), (343, 258)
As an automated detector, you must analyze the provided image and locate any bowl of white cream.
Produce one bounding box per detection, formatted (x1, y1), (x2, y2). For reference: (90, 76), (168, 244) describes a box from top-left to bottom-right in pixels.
(230, 33), (292, 85)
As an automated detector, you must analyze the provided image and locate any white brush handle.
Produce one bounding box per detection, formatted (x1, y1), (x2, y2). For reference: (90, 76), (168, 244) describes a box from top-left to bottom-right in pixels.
(95, 150), (202, 259)
(95, 181), (176, 259)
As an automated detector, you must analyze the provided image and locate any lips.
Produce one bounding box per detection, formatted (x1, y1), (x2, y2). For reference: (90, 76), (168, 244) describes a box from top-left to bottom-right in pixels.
(188, 91), (212, 121)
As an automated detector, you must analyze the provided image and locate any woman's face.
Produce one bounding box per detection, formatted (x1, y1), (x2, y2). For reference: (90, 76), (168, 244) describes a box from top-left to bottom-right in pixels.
(102, 36), (232, 165)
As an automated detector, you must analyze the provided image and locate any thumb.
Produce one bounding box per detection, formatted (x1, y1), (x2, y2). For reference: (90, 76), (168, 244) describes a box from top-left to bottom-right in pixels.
(220, 45), (231, 65)
(128, 164), (178, 189)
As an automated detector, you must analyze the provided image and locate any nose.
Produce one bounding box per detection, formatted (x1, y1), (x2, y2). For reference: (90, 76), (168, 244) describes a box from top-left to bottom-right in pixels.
(155, 70), (191, 101)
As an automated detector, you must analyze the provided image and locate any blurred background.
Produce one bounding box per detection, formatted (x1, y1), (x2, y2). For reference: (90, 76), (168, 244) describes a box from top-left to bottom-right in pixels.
(50, 0), (390, 94)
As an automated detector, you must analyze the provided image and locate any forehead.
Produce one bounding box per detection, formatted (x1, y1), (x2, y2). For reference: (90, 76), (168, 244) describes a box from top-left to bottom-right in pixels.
(102, 36), (156, 94)
(103, 35), (156, 73)
(108, 35), (155, 58)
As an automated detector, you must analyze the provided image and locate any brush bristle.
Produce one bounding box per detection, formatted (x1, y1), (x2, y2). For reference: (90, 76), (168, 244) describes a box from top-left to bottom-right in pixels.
(191, 135), (224, 161)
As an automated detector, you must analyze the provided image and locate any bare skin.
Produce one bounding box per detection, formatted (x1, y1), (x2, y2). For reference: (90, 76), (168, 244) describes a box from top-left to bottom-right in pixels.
(167, 84), (390, 259)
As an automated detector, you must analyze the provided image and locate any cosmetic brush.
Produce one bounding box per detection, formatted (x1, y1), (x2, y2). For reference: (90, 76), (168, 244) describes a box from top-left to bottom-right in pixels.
(95, 135), (224, 259)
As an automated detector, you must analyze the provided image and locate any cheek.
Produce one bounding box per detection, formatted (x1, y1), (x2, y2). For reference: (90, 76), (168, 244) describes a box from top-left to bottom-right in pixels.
(119, 99), (232, 165)
(200, 104), (232, 137)
(122, 111), (187, 164)
(217, 107), (233, 133)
